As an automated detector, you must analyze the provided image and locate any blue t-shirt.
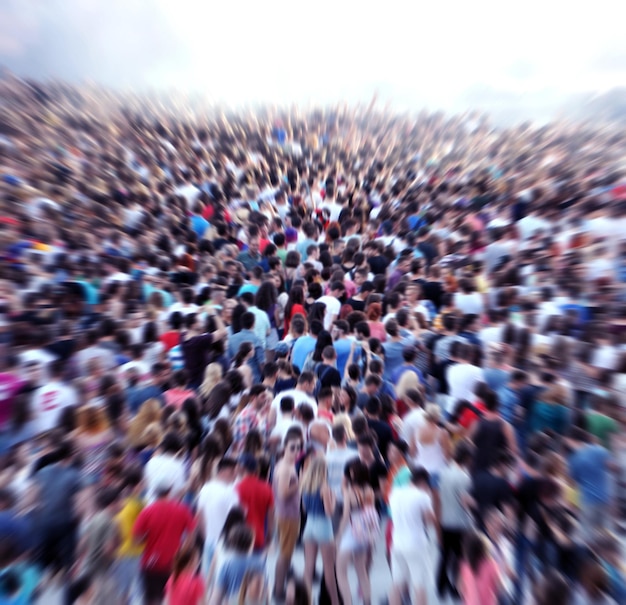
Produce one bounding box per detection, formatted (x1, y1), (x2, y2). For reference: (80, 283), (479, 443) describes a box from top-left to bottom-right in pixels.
(190, 214), (210, 239)
(291, 335), (316, 372)
(569, 444), (611, 506)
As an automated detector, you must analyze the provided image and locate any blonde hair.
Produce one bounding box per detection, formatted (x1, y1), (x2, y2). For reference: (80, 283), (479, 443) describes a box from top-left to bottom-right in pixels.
(425, 403), (441, 423)
(127, 398), (162, 447)
(333, 414), (355, 441)
(300, 456), (327, 494)
(396, 370), (420, 402)
(199, 363), (223, 398)
(140, 422), (164, 449)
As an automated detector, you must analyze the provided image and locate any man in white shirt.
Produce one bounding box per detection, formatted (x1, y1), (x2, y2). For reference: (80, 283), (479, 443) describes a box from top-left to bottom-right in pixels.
(446, 342), (485, 413)
(144, 433), (187, 504)
(389, 467), (437, 605)
(400, 388), (427, 453)
(196, 457), (239, 574)
(30, 360), (78, 435)
(479, 309), (505, 346)
(270, 371), (318, 417)
(317, 281), (345, 331)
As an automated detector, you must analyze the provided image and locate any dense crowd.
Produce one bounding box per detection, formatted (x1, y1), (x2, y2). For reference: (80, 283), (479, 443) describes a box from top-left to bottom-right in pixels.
(0, 72), (626, 605)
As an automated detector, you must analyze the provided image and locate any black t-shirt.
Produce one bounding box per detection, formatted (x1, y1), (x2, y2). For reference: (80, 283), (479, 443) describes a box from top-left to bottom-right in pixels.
(367, 418), (394, 461)
(368, 459), (389, 493)
(472, 470), (514, 523)
(346, 297), (366, 312)
(316, 363), (341, 389)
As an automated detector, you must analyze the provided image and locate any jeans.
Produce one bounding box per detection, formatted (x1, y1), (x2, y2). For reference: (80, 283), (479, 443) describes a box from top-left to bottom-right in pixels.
(112, 556), (141, 604)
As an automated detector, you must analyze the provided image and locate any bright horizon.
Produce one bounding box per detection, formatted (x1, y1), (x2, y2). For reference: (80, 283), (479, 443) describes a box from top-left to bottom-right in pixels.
(1, 0), (624, 116)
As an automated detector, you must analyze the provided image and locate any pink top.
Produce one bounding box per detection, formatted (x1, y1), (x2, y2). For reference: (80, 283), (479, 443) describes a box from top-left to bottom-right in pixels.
(460, 558), (499, 605)
(367, 321), (387, 342)
(164, 388), (196, 409)
(165, 571), (205, 605)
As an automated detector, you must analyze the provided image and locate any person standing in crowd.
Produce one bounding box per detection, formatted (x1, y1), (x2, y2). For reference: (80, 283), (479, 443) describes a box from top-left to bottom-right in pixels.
(388, 466), (437, 605)
(273, 428), (303, 602)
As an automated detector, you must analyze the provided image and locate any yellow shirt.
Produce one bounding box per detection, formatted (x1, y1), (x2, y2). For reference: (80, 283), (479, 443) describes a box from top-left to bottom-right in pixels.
(116, 496), (145, 558)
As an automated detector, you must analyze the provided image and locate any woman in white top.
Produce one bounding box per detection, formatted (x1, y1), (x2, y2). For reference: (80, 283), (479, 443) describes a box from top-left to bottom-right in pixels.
(413, 404), (451, 484)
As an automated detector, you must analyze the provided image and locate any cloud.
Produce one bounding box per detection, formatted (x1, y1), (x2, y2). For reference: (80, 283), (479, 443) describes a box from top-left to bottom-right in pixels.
(0, 0), (625, 115)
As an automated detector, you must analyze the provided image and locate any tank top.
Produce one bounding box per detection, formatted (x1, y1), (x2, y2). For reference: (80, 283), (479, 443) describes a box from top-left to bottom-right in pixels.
(415, 432), (446, 474)
(273, 469), (300, 519)
(472, 418), (507, 472)
(302, 490), (326, 517)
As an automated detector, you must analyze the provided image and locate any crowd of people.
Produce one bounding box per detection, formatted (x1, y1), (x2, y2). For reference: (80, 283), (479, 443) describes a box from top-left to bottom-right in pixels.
(0, 72), (626, 605)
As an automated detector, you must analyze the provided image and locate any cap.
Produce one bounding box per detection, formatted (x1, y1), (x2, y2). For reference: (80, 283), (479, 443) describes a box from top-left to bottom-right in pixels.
(284, 227), (298, 243)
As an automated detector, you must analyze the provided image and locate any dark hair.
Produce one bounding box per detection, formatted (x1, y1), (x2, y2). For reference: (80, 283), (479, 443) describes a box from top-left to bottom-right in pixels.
(219, 506), (246, 540)
(241, 311), (255, 330)
(464, 530), (487, 574)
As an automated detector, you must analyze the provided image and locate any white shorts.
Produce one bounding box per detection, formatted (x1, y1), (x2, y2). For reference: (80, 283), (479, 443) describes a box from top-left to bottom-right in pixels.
(391, 548), (433, 591)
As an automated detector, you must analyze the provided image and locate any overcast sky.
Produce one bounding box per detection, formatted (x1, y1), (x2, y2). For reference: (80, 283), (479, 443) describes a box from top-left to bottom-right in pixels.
(1, 0), (624, 114)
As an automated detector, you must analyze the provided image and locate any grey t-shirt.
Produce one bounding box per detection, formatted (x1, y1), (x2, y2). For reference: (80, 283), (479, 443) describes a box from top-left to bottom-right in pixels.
(438, 464), (473, 530)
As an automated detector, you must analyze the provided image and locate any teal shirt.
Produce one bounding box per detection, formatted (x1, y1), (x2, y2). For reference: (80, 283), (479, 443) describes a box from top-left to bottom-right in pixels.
(530, 401), (570, 435)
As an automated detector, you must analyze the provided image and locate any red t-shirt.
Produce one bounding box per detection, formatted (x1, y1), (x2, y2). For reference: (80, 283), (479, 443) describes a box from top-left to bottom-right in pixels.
(165, 571), (205, 605)
(160, 331), (180, 352)
(236, 475), (274, 550)
(133, 499), (195, 572)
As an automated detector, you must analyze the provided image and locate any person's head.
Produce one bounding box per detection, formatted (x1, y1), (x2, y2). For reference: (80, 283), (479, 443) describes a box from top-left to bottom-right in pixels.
(410, 465), (431, 489)
(171, 539), (200, 580)
(321, 345), (336, 364)
(285, 576), (311, 605)
(424, 403), (441, 425)
(404, 387), (424, 410)
(297, 371), (316, 394)
(160, 431), (184, 456)
(249, 384), (270, 411)
(225, 523), (255, 554)
(283, 428), (304, 462)
(241, 311), (255, 331)
(533, 570), (572, 605)
(346, 458), (370, 488)
(331, 423), (348, 447)
(453, 440), (474, 468)
(363, 373), (382, 395)
(317, 386), (333, 410)
(216, 456), (238, 482)
(365, 396), (381, 419)
(357, 433), (376, 463)
(464, 530), (488, 574)
(280, 395), (295, 415)
(387, 439), (409, 468)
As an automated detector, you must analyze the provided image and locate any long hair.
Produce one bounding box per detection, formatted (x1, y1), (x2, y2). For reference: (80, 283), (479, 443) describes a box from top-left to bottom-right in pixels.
(199, 362), (223, 398)
(311, 330), (333, 363)
(301, 456), (327, 494)
(171, 539), (198, 581)
(285, 285), (305, 323)
(233, 342), (254, 368)
(255, 281), (277, 313)
(464, 530), (488, 574)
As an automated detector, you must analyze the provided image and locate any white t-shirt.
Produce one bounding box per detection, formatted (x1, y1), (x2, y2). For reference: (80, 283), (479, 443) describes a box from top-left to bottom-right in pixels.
(322, 201), (344, 222)
(454, 292), (484, 316)
(400, 408), (426, 445)
(592, 345), (618, 371)
(144, 453), (187, 504)
(317, 295), (341, 331)
(447, 364), (485, 411)
(326, 447), (359, 503)
(271, 389), (318, 416)
(30, 381), (78, 434)
(479, 326), (504, 346)
(389, 485), (434, 551)
(196, 479), (240, 547)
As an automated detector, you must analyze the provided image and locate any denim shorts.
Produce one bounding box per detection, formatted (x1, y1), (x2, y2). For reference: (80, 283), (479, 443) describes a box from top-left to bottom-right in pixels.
(303, 515), (334, 543)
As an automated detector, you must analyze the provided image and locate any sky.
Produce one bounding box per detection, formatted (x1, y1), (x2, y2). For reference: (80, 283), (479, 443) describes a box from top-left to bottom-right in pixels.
(0, 0), (624, 116)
